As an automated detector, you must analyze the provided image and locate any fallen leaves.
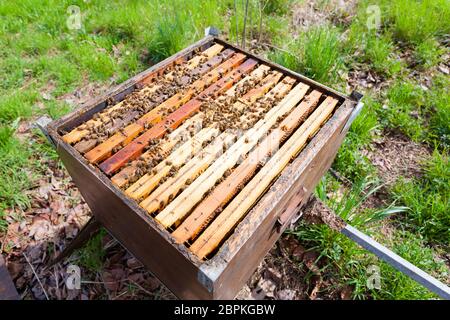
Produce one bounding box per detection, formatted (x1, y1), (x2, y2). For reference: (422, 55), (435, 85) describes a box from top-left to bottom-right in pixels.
(29, 216), (53, 241)
(364, 132), (430, 186)
(237, 233), (347, 300)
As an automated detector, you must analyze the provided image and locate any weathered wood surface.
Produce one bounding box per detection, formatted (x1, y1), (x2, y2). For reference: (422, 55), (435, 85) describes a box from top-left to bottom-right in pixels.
(63, 44), (225, 145)
(111, 114), (204, 188)
(155, 80), (307, 229)
(99, 58), (258, 175)
(139, 73), (282, 215)
(140, 132), (236, 214)
(191, 96), (338, 259)
(126, 126), (220, 200)
(172, 90), (322, 244)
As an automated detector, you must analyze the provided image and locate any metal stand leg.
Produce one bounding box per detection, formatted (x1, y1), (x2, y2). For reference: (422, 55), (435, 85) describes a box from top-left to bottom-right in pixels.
(307, 196), (450, 300)
(47, 217), (102, 268)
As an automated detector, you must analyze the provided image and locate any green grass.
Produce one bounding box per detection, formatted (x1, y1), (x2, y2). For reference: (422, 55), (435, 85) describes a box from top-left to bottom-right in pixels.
(414, 39), (445, 69)
(392, 151), (450, 245)
(0, 123), (32, 224)
(291, 174), (446, 299)
(75, 229), (107, 272)
(363, 33), (402, 77)
(427, 76), (450, 149)
(263, 0), (292, 15)
(0, 91), (37, 122)
(386, 0), (450, 45)
(270, 25), (344, 85)
(373, 74), (450, 146)
(380, 80), (426, 141)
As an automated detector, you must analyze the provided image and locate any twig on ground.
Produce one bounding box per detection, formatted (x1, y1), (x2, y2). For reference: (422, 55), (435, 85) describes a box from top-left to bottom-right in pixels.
(128, 278), (154, 296)
(112, 290), (128, 300)
(22, 252), (49, 300)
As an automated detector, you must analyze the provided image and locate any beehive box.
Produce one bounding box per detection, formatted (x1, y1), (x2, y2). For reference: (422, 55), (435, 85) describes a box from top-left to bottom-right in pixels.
(47, 36), (361, 299)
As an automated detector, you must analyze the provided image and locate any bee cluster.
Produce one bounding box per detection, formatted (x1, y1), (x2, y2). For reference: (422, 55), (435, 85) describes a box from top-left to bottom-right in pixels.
(200, 69), (284, 134)
(72, 54), (212, 153)
(69, 46), (294, 213)
(117, 118), (205, 190)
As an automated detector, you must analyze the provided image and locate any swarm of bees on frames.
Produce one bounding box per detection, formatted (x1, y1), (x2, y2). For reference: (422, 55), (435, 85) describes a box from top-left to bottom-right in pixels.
(71, 44), (298, 212)
(73, 55), (204, 147)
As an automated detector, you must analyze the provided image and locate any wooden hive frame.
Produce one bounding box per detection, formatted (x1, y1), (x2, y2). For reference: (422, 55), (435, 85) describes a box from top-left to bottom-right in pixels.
(46, 35), (361, 299)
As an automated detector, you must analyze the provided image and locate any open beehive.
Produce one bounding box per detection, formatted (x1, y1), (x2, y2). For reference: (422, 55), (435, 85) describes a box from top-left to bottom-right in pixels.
(47, 36), (361, 299)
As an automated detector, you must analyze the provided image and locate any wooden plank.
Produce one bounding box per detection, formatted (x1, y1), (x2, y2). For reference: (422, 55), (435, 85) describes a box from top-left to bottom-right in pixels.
(155, 79), (306, 228)
(190, 96), (339, 259)
(99, 58), (259, 175)
(84, 51), (242, 163)
(139, 133), (236, 214)
(124, 65), (273, 198)
(185, 44), (225, 69)
(126, 126), (220, 200)
(154, 78), (300, 228)
(139, 72), (283, 214)
(205, 101), (353, 299)
(172, 90), (322, 243)
(62, 44), (225, 145)
(224, 65), (270, 98)
(141, 72), (281, 218)
(111, 114), (204, 188)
